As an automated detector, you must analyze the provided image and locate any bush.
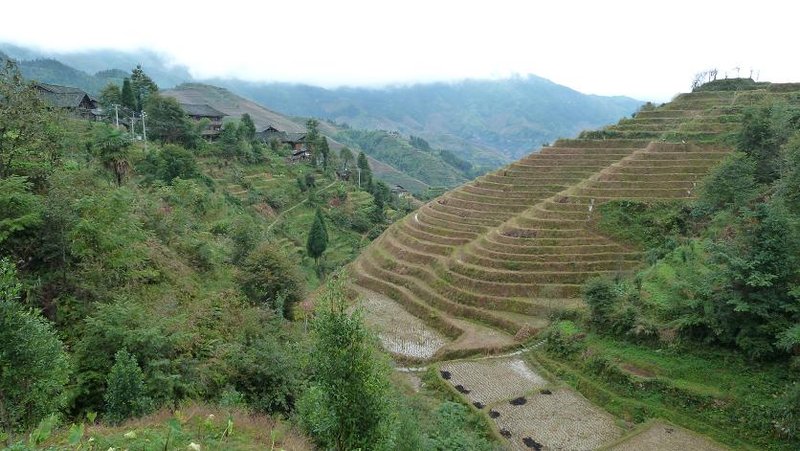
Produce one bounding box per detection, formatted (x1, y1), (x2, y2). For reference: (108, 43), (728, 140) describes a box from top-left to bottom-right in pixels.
(238, 243), (304, 317)
(544, 320), (586, 358)
(225, 337), (299, 414)
(104, 349), (151, 425)
(697, 152), (758, 213)
(424, 402), (494, 450)
(0, 260), (71, 434)
(298, 275), (395, 450)
(583, 277), (620, 329)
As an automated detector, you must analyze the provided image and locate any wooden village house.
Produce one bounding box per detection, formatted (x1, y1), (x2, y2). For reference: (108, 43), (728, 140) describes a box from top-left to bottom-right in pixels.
(257, 126), (311, 163)
(180, 103), (227, 139)
(33, 82), (102, 120)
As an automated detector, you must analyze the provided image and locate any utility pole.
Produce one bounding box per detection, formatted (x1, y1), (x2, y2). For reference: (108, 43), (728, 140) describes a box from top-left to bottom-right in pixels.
(113, 104), (120, 129)
(130, 114), (137, 142)
(356, 167), (361, 188)
(141, 111), (148, 153)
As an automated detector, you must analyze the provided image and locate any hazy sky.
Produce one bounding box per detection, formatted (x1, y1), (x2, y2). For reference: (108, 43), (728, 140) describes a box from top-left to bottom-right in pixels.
(2, 0), (797, 101)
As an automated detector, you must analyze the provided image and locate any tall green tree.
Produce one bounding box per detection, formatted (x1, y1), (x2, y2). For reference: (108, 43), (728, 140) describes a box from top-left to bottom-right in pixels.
(306, 119), (320, 166)
(709, 201), (800, 358)
(143, 94), (195, 146)
(130, 65), (158, 112)
(339, 146), (354, 170)
(238, 113), (257, 142)
(356, 151), (372, 188)
(103, 349), (150, 425)
(0, 60), (65, 188)
(297, 274), (395, 450)
(219, 121), (239, 158)
(0, 176), (43, 249)
(120, 78), (135, 111)
(99, 82), (122, 112)
(92, 124), (132, 186)
(0, 259), (71, 436)
(306, 207), (328, 265)
(318, 137), (330, 169)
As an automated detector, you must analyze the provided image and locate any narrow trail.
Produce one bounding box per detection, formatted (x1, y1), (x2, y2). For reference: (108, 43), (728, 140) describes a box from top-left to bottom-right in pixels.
(266, 181), (338, 232)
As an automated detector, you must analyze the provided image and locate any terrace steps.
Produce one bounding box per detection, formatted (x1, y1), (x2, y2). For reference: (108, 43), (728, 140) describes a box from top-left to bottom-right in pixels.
(351, 88), (747, 362)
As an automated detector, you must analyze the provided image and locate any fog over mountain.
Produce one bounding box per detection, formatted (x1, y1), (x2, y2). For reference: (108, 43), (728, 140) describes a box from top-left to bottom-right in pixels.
(1, 42), (641, 168)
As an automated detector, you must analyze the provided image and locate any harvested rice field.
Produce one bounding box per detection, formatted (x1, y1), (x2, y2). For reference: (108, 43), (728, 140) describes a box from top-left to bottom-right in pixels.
(492, 388), (623, 451)
(439, 358), (548, 404)
(605, 421), (728, 451)
(354, 287), (447, 359)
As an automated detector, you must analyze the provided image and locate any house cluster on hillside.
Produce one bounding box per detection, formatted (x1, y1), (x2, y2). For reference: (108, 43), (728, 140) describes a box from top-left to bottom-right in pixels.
(31, 80), (229, 141)
(256, 126), (311, 163)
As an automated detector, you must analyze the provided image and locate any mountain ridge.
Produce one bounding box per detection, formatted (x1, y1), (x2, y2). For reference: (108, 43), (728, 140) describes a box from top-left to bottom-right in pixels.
(0, 42), (643, 169)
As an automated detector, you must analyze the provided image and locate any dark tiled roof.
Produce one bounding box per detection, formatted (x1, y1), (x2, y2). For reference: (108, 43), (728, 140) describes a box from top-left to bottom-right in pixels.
(284, 132), (307, 143)
(33, 82), (95, 109)
(180, 103), (226, 118)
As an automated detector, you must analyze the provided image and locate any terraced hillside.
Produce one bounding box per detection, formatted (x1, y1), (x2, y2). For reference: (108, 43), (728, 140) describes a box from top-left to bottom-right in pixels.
(351, 86), (798, 360)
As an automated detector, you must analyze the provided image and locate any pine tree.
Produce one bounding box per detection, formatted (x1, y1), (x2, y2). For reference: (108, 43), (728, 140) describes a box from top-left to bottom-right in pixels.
(130, 65), (159, 112)
(306, 207), (328, 265)
(318, 137), (330, 169)
(120, 78), (135, 110)
(356, 151), (372, 188)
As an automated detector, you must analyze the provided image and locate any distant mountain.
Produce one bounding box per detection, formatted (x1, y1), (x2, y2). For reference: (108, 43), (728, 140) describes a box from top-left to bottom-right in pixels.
(1, 42), (643, 170)
(211, 76), (644, 166)
(0, 42), (191, 89)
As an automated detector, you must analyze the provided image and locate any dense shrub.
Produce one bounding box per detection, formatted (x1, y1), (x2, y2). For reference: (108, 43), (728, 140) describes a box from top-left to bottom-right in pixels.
(104, 349), (151, 425)
(0, 260), (71, 434)
(238, 243), (304, 316)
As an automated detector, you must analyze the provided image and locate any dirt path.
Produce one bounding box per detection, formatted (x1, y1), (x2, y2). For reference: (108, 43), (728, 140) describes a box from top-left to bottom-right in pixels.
(266, 181), (338, 232)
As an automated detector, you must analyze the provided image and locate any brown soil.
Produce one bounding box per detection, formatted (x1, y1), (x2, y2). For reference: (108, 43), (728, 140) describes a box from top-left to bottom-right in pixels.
(620, 363), (656, 378)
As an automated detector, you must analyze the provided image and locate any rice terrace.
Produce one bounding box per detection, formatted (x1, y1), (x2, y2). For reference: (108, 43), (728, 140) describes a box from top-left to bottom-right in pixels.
(352, 82), (800, 450)
(2, 5), (800, 448)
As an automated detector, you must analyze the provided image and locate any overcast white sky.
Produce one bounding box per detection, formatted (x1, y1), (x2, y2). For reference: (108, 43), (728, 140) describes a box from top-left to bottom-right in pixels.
(2, 0), (797, 101)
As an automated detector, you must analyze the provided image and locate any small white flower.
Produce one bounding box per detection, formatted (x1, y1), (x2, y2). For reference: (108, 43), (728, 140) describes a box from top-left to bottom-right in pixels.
(188, 442), (201, 451)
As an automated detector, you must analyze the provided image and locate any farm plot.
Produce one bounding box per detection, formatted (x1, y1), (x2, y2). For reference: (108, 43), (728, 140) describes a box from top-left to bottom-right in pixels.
(354, 287), (447, 359)
(606, 421), (727, 451)
(493, 388), (623, 451)
(439, 358), (548, 405)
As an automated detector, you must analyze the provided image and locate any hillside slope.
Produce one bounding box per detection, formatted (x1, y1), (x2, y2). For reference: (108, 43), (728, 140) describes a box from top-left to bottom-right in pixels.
(160, 83), (433, 194)
(350, 83), (800, 450)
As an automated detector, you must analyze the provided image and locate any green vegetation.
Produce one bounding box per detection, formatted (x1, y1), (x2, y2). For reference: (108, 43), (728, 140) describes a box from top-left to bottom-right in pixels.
(306, 207), (329, 266)
(104, 349), (150, 425)
(0, 259), (70, 436)
(337, 129), (471, 188)
(298, 275), (394, 450)
(0, 60), (499, 449)
(543, 90), (800, 449)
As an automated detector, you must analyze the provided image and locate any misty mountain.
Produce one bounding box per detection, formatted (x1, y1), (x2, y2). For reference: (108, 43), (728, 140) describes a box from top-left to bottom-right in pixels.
(1, 42), (642, 168)
(210, 76), (643, 166)
(0, 42), (191, 90)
